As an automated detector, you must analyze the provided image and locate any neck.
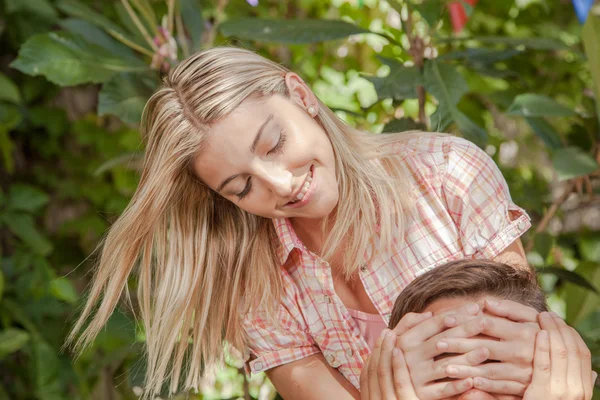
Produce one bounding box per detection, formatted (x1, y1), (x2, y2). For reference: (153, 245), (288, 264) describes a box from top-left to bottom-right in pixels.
(290, 206), (338, 254)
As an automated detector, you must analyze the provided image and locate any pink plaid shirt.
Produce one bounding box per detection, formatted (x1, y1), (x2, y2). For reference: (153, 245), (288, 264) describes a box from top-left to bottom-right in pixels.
(242, 135), (531, 389)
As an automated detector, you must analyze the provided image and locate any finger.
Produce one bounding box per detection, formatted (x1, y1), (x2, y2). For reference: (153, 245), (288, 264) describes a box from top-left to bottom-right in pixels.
(446, 362), (531, 383)
(361, 355), (370, 400)
(419, 378), (474, 400)
(419, 316), (490, 360)
(446, 313), (540, 342)
(484, 298), (539, 322)
(392, 311), (433, 336)
(553, 315), (584, 398)
(368, 330), (385, 400)
(472, 377), (527, 395)
(530, 329), (551, 393)
(575, 327), (593, 400)
(391, 347), (418, 399)
(539, 312), (567, 391)
(428, 348), (490, 382)
(378, 330), (397, 400)
(436, 334), (537, 365)
(399, 303), (480, 350)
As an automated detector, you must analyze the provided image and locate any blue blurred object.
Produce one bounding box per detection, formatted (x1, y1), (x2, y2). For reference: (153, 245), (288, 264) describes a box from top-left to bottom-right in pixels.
(573, 0), (594, 23)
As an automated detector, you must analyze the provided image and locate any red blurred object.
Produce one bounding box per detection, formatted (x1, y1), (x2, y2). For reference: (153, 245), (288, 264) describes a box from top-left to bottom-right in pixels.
(448, 0), (479, 33)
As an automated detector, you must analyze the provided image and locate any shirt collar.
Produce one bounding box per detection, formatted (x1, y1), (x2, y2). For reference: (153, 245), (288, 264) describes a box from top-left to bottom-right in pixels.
(272, 217), (304, 265)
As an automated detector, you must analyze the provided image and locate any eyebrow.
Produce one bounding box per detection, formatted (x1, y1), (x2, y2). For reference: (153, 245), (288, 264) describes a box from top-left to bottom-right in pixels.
(216, 113), (274, 193)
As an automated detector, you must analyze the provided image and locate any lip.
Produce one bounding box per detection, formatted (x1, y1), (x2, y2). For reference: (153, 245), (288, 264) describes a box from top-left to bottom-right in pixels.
(284, 165), (316, 209)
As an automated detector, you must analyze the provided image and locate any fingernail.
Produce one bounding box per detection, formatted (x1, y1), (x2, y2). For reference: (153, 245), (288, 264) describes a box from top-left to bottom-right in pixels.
(393, 348), (400, 356)
(447, 366), (458, 375)
(467, 303), (479, 313)
(437, 341), (448, 350)
(424, 311), (433, 318)
(464, 378), (473, 388)
(540, 312), (552, 319)
(386, 330), (395, 340)
(379, 329), (388, 339)
(485, 299), (499, 306)
(549, 311), (560, 318)
(473, 377), (484, 387)
(445, 316), (457, 326)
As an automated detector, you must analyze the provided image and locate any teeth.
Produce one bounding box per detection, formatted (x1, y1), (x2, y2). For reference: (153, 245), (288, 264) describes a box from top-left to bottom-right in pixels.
(291, 168), (314, 203)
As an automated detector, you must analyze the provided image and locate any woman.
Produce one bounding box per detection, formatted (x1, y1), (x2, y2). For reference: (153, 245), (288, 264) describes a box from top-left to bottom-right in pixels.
(69, 46), (569, 399)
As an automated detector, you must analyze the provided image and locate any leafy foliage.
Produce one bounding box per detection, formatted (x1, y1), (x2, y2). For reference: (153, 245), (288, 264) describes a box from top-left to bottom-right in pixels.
(1, 0), (599, 399)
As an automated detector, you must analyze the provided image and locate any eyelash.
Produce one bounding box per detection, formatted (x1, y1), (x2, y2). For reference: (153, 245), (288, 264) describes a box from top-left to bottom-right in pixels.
(236, 130), (287, 200)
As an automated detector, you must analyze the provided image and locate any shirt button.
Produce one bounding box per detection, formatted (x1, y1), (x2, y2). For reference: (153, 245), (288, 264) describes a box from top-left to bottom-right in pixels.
(324, 294), (331, 303)
(360, 264), (368, 272)
(326, 353), (336, 365)
(254, 361), (263, 371)
(518, 220), (527, 230)
(345, 348), (354, 357)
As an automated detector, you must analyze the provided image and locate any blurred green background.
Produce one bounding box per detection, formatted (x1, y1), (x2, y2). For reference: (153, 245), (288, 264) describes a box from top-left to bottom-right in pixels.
(1, 0), (599, 399)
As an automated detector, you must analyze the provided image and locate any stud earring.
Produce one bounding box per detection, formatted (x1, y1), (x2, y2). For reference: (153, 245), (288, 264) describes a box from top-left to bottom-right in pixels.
(307, 105), (316, 115)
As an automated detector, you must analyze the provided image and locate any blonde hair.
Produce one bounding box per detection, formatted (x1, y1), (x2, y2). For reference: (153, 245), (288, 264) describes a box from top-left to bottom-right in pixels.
(68, 46), (419, 398)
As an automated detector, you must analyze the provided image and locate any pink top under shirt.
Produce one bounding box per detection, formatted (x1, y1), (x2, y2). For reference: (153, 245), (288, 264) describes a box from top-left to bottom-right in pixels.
(347, 309), (388, 350)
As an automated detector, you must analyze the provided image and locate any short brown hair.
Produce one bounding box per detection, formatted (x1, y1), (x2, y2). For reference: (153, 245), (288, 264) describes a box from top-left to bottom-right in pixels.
(389, 260), (547, 329)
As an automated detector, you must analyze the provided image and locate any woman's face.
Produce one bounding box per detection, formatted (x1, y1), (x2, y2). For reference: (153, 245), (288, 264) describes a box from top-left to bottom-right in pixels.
(192, 77), (339, 220)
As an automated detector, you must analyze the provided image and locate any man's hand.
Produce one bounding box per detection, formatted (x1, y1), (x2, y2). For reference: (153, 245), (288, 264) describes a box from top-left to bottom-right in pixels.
(516, 312), (596, 400)
(433, 299), (540, 395)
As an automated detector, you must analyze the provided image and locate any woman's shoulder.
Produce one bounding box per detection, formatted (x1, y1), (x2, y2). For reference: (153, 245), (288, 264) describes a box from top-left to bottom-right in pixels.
(381, 132), (478, 177)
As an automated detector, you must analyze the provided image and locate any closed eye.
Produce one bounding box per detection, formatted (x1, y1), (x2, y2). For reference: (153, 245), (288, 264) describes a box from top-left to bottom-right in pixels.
(236, 177), (252, 200)
(267, 130), (287, 156)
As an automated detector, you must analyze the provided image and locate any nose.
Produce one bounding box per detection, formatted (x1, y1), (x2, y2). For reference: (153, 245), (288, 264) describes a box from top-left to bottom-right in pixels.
(257, 165), (293, 197)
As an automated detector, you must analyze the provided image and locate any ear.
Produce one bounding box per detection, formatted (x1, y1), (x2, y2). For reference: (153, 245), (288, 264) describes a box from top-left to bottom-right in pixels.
(284, 72), (319, 115)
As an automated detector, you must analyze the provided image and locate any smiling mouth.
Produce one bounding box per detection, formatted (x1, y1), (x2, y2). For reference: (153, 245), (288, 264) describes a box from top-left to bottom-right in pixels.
(286, 166), (314, 206)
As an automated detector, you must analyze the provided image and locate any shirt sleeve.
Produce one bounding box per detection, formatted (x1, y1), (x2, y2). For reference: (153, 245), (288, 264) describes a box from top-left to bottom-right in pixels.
(441, 137), (531, 259)
(242, 273), (320, 376)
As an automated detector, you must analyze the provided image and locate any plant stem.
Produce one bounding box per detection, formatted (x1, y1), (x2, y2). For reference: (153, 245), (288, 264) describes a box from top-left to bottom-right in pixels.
(121, 0), (158, 51)
(400, 3), (427, 126)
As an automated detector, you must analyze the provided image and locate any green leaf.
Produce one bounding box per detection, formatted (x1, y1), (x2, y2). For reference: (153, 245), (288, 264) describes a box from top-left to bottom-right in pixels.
(580, 236), (600, 263)
(551, 147), (599, 181)
(424, 60), (487, 145)
(180, 0), (204, 51)
(220, 18), (370, 44)
(525, 117), (563, 149)
(10, 32), (149, 86)
(58, 18), (140, 61)
(576, 310), (600, 341)
(382, 117), (426, 133)
(582, 12), (600, 119)
(564, 261), (600, 326)
(0, 73), (22, 104)
(506, 94), (576, 117)
(534, 232), (554, 261)
(413, 0), (444, 27)
(438, 48), (521, 64)
(0, 328), (30, 359)
(98, 73), (157, 125)
(365, 60), (421, 101)
(7, 184), (49, 213)
(49, 278), (78, 303)
(538, 266), (598, 293)
(55, 0), (127, 37)
(5, 0), (58, 22)
(0, 270), (4, 303)
(438, 36), (571, 51)
(1, 212), (53, 256)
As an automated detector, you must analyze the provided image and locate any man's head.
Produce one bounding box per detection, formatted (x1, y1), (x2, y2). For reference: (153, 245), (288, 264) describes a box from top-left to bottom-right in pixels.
(389, 259), (547, 331)
(388, 260), (548, 400)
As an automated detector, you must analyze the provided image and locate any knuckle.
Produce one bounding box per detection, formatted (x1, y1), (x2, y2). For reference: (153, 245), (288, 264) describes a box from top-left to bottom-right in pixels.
(514, 348), (534, 364)
(520, 327), (536, 342)
(537, 361), (551, 373)
(377, 365), (389, 378)
(556, 347), (568, 360)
